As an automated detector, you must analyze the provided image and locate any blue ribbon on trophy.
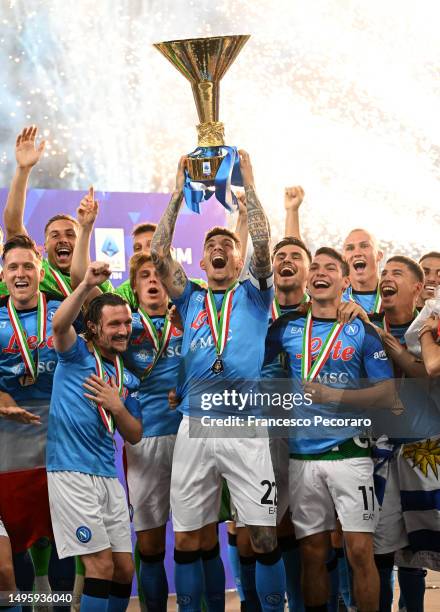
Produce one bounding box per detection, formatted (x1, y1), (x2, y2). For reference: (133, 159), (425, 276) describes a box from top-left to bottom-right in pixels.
(154, 35), (250, 214)
(183, 145), (243, 214)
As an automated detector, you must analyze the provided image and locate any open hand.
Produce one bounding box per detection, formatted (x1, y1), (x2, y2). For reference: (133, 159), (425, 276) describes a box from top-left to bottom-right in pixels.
(83, 374), (123, 415)
(16, 126), (46, 169)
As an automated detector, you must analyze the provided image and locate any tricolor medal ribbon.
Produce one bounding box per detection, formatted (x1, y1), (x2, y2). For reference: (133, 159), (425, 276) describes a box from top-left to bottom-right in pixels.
(205, 281), (239, 374)
(7, 292), (47, 384)
(92, 344), (124, 434)
(48, 264), (72, 297)
(301, 310), (344, 382)
(138, 308), (173, 379)
(348, 285), (382, 314)
(271, 293), (310, 322)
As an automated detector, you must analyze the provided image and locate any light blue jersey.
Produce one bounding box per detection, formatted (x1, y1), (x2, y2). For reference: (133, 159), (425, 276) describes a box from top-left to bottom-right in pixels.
(47, 336), (140, 477)
(174, 275), (274, 416)
(0, 294), (64, 403)
(265, 313), (393, 455)
(342, 285), (381, 314)
(124, 313), (182, 437)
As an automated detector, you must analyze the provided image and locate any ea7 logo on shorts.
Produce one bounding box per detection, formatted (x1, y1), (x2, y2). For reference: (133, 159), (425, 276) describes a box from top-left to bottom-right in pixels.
(345, 323), (359, 336)
(76, 526), (92, 543)
(176, 595), (192, 606)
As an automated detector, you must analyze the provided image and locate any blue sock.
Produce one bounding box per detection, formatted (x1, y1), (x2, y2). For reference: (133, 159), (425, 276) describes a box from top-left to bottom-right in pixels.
(106, 582), (132, 612)
(80, 577), (110, 612)
(240, 556), (261, 612)
(278, 537), (304, 612)
(398, 567), (426, 612)
(375, 554), (395, 612)
(174, 549), (203, 612)
(80, 594), (108, 612)
(201, 544), (225, 611)
(326, 549), (339, 612)
(139, 552), (168, 612)
(255, 548), (286, 612)
(227, 533), (245, 601)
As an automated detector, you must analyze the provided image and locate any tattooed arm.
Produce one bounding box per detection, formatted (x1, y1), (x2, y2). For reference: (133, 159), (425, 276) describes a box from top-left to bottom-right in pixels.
(150, 156), (188, 299)
(239, 150), (272, 280)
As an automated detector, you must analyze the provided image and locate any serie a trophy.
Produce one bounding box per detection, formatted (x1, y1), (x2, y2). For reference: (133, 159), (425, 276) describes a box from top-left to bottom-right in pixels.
(154, 35), (250, 213)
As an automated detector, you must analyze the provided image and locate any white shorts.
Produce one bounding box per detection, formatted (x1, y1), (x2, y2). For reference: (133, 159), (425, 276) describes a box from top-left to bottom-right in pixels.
(171, 417), (278, 531)
(125, 435), (176, 531)
(289, 457), (378, 539)
(374, 453), (408, 554)
(0, 516), (8, 538)
(47, 471), (132, 559)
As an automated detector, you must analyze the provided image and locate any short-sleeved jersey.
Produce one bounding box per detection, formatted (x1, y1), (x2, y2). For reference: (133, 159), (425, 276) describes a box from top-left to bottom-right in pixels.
(124, 313), (182, 437)
(342, 285), (381, 314)
(371, 313), (440, 441)
(265, 313), (393, 455)
(0, 294), (62, 403)
(46, 336), (141, 477)
(173, 275), (274, 416)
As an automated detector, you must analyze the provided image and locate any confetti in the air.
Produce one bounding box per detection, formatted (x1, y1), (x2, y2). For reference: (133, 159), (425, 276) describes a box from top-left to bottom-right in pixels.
(0, 0), (439, 259)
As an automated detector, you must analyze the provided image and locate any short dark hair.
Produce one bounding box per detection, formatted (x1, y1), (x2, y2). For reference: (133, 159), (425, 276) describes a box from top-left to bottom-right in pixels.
(419, 251), (440, 264)
(272, 237), (312, 262)
(44, 214), (79, 236)
(83, 293), (130, 341)
(386, 256), (424, 283)
(129, 252), (153, 289)
(2, 234), (42, 263)
(132, 223), (157, 238)
(204, 226), (241, 250)
(315, 247), (349, 277)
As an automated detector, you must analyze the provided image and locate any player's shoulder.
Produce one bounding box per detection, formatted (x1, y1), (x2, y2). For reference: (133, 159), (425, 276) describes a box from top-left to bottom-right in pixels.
(356, 317), (383, 342)
(123, 366), (140, 391)
(270, 310), (306, 333)
(45, 292), (63, 307)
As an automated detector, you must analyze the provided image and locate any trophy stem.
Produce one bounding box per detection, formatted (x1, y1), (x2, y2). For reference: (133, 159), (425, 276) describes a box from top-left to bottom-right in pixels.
(190, 81), (220, 124)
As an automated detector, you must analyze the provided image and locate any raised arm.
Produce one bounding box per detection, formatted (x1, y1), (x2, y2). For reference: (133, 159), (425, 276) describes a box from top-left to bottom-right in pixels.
(150, 157), (188, 299)
(284, 186), (304, 239)
(239, 150), (272, 280)
(234, 191), (249, 262)
(4, 126), (46, 239)
(52, 262), (111, 353)
(70, 187), (98, 290)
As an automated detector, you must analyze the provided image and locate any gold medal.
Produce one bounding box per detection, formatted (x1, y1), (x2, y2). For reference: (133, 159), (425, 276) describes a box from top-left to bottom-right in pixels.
(211, 357), (224, 375)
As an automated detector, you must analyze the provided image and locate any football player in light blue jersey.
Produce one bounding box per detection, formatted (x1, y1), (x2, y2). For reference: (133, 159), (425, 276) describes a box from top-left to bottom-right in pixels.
(266, 247), (394, 612)
(123, 252), (182, 612)
(342, 229), (384, 314)
(151, 151), (286, 612)
(0, 234), (77, 605)
(47, 262), (142, 612)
